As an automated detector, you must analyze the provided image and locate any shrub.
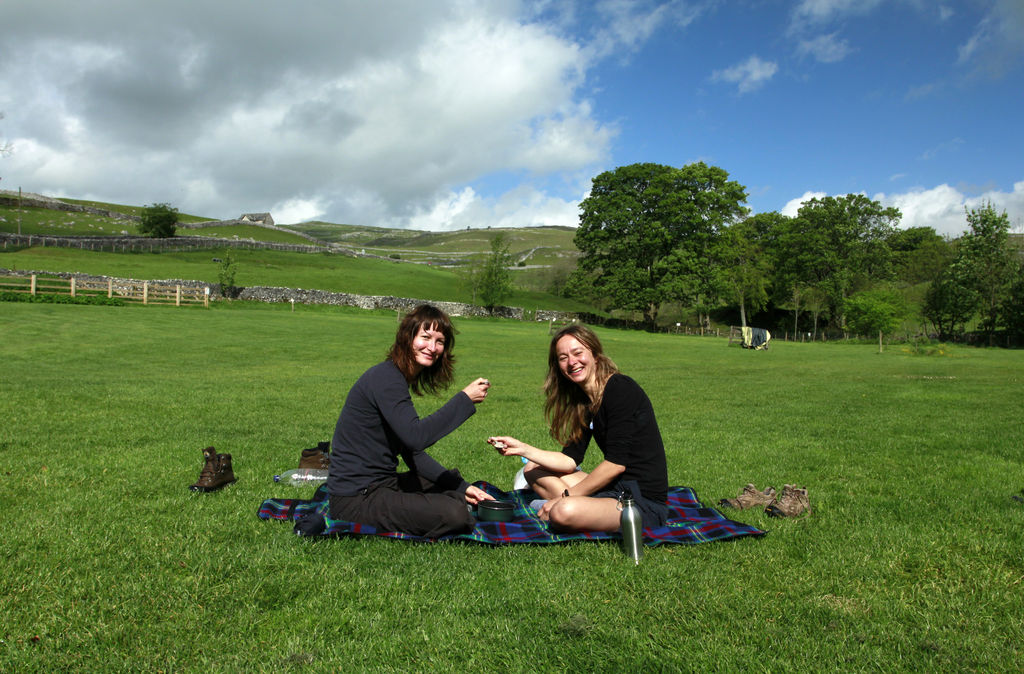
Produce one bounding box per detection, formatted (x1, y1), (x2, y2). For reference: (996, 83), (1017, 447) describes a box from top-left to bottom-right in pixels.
(0, 291), (125, 306)
(217, 252), (238, 297)
(138, 203), (178, 238)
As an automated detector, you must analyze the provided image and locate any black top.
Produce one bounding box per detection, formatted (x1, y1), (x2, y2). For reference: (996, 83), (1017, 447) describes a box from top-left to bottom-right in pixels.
(561, 373), (669, 503)
(327, 360), (475, 497)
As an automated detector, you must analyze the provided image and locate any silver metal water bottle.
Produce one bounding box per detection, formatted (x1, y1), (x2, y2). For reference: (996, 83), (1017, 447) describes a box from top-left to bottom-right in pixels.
(619, 490), (643, 564)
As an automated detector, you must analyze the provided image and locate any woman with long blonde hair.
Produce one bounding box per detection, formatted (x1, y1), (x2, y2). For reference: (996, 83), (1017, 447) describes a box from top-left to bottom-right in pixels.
(489, 325), (668, 532)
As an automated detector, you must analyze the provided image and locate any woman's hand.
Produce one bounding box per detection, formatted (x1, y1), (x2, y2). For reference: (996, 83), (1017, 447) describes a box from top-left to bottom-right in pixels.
(462, 378), (491, 404)
(536, 491), (567, 521)
(464, 484), (494, 505)
(487, 436), (525, 458)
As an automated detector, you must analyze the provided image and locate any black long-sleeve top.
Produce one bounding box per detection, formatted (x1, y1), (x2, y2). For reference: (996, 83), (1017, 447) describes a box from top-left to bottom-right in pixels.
(561, 373), (669, 503)
(327, 360), (475, 497)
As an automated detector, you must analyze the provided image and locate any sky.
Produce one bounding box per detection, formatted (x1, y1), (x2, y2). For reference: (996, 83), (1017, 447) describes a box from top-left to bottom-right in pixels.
(1, 0), (1022, 238)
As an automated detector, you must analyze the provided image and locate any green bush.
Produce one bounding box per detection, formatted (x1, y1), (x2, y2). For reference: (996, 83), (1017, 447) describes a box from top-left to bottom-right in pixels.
(217, 252), (238, 297)
(138, 203), (178, 238)
(0, 290), (125, 305)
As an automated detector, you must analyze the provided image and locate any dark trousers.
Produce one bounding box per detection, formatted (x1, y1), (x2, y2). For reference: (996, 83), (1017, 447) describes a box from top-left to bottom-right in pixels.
(329, 472), (475, 538)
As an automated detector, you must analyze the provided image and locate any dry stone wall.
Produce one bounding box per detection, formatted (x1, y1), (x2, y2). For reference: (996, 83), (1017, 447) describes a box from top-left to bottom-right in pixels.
(237, 284), (524, 319)
(0, 267), (547, 320)
(0, 232), (341, 255)
(0, 192), (139, 221)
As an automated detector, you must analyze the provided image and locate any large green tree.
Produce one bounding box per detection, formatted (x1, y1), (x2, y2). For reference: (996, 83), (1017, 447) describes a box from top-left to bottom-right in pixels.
(999, 260), (1024, 344)
(922, 263), (978, 341)
(717, 212), (782, 327)
(776, 194), (901, 330)
(888, 226), (952, 285)
(956, 203), (1014, 345)
(845, 288), (906, 353)
(570, 162), (747, 328)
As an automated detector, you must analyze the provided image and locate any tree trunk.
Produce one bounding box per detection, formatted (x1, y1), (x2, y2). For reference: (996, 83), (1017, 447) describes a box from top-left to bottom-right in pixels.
(645, 302), (659, 331)
(878, 330), (883, 353)
(739, 297), (747, 328)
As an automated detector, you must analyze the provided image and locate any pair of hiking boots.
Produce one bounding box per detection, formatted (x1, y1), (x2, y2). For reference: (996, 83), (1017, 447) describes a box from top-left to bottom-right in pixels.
(189, 446), (237, 493)
(719, 483), (811, 518)
(298, 441), (331, 470)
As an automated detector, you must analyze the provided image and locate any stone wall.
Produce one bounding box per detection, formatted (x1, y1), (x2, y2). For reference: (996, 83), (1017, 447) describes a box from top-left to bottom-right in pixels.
(0, 232), (342, 256)
(237, 284), (524, 319)
(0, 267), (547, 320)
(0, 191), (139, 221)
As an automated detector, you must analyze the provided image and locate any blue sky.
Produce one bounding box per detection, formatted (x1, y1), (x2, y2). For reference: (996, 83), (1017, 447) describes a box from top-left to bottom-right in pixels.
(1, 0), (1021, 236)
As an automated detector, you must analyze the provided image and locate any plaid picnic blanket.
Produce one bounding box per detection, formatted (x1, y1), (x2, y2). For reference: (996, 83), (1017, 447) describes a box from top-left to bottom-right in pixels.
(257, 481), (766, 545)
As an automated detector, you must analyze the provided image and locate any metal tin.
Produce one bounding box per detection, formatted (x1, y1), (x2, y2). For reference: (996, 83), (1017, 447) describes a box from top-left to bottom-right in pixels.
(477, 500), (515, 522)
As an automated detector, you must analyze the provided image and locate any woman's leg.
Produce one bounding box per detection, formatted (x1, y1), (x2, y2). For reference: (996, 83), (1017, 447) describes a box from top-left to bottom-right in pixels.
(330, 474), (474, 538)
(544, 496), (621, 532)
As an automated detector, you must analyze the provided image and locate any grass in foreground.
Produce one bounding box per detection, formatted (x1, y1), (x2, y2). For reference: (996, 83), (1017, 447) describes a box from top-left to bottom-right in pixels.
(1, 302), (1022, 671)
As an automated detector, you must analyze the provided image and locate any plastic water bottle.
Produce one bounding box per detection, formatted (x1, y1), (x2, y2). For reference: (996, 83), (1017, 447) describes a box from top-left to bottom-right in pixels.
(619, 490), (643, 564)
(273, 469), (328, 485)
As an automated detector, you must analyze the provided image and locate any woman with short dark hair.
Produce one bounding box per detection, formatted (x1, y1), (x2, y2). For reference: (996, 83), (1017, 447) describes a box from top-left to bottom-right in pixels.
(327, 305), (493, 537)
(489, 324), (668, 532)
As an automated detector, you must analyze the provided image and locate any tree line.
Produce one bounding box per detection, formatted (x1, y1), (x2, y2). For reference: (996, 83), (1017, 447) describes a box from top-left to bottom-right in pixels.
(564, 162), (1022, 346)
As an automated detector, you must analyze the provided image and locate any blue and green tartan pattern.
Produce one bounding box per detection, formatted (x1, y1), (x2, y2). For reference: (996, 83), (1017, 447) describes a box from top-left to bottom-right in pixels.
(258, 482), (766, 545)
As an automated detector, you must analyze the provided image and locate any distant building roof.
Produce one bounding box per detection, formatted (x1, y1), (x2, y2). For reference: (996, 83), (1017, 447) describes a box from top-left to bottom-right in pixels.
(239, 213), (274, 226)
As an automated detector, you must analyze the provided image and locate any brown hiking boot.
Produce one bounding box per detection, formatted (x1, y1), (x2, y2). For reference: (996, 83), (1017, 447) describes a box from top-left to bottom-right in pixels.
(718, 483), (776, 510)
(765, 484), (811, 518)
(298, 441), (330, 470)
(189, 447), (237, 492)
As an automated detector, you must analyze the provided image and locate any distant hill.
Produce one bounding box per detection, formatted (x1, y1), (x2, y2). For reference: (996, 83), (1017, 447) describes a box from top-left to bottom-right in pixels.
(283, 221), (579, 267)
(0, 191), (580, 268)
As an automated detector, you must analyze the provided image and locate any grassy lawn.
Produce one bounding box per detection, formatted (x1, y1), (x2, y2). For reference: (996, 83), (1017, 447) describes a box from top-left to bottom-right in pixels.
(183, 225), (315, 245)
(0, 200), (214, 236)
(0, 205), (141, 236)
(0, 247), (591, 313)
(1, 301), (1021, 671)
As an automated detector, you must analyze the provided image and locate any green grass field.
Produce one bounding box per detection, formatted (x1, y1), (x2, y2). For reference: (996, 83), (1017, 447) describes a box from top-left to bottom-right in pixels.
(0, 246), (592, 314)
(283, 222), (578, 265)
(1, 198), (580, 268)
(1, 301), (1021, 671)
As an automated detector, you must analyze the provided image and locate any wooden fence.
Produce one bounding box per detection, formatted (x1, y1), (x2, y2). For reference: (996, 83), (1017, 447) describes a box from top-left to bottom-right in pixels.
(0, 274), (210, 307)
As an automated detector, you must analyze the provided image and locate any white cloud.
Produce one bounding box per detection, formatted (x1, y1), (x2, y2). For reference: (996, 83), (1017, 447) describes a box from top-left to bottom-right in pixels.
(919, 137), (964, 161)
(781, 191), (827, 217)
(272, 198), (327, 225)
(406, 187), (478, 231)
(711, 56), (778, 94)
(956, 0), (1024, 77)
(791, 0), (884, 27)
(904, 82), (939, 101)
(0, 0), (616, 228)
(402, 183), (582, 232)
(780, 182), (1024, 237)
(796, 32), (853, 63)
(583, 0), (708, 62)
(873, 184), (966, 236)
